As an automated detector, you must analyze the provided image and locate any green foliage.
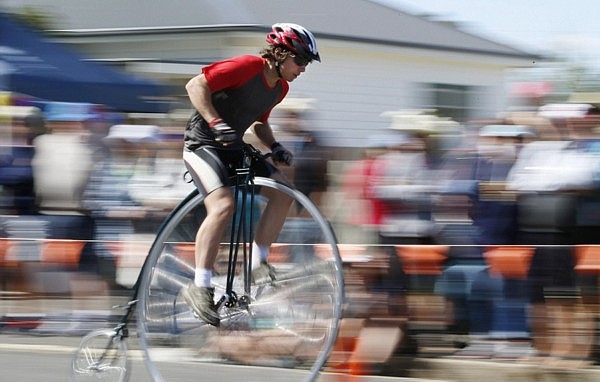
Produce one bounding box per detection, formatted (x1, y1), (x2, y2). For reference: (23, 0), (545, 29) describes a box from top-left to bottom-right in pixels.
(11, 6), (55, 32)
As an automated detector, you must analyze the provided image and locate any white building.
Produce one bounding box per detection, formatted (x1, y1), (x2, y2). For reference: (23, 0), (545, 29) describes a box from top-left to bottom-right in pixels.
(4, 0), (538, 146)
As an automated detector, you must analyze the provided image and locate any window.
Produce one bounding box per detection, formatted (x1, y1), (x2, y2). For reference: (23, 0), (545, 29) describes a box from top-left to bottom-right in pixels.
(417, 83), (479, 123)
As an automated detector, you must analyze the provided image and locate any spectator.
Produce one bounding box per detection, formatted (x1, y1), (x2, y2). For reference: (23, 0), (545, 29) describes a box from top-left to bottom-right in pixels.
(470, 124), (535, 245)
(506, 103), (600, 368)
(371, 130), (442, 245)
(32, 103), (97, 275)
(82, 124), (163, 288)
(0, 107), (46, 214)
(271, 104), (329, 214)
(340, 133), (403, 244)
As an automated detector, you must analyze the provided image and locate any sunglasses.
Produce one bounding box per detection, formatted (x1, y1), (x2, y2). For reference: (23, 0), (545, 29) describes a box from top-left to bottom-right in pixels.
(289, 53), (310, 67)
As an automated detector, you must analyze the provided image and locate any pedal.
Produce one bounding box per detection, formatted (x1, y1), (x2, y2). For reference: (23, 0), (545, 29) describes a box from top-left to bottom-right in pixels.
(112, 300), (138, 310)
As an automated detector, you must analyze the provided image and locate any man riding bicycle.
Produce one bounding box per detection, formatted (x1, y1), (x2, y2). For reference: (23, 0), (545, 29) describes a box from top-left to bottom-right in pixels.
(181, 23), (321, 326)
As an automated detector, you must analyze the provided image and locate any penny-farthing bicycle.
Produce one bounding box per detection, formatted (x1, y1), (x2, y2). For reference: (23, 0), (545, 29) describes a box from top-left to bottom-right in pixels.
(69, 144), (344, 382)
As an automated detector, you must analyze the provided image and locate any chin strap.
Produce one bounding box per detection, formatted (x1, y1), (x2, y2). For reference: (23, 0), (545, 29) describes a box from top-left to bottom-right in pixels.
(274, 60), (283, 78)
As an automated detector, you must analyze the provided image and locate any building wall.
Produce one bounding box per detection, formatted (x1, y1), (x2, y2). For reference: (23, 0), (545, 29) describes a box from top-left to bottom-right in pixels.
(56, 30), (529, 146)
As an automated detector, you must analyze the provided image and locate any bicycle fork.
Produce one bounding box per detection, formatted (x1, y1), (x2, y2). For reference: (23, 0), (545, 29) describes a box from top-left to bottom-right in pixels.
(218, 166), (255, 309)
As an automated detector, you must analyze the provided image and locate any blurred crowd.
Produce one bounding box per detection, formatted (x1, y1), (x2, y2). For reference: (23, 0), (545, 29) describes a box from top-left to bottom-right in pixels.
(0, 101), (195, 292)
(333, 103), (600, 370)
(1, 99), (600, 371)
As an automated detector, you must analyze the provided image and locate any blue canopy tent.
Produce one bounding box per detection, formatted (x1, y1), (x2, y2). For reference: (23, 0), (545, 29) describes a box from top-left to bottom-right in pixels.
(0, 13), (171, 113)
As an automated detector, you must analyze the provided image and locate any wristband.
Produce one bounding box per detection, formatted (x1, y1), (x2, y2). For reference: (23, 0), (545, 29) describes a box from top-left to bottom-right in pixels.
(208, 117), (224, 128)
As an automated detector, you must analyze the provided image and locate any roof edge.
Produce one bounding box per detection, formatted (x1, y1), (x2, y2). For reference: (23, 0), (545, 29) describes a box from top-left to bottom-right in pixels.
(48, 24), (541, 61)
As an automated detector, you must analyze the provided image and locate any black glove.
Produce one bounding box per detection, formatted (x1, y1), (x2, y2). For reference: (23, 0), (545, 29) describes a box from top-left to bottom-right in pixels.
(210, 119), (236, 145)
(271, 142), (293, 166)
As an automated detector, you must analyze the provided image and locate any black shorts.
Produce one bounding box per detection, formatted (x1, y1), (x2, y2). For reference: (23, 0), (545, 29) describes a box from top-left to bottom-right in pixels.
(183, 145), (276, 195)
(527, 246), (577, 303)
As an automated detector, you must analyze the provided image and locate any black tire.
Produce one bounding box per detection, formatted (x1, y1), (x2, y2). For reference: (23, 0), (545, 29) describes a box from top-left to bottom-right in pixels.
(136, 178), (344, 382)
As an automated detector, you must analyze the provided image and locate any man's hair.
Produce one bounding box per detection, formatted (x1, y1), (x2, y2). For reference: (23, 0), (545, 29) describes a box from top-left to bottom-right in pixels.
(260, 45), (291, 63)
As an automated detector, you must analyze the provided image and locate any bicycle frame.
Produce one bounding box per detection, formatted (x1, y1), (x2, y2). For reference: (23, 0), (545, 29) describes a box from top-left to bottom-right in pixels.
(220, 162), (256, 310)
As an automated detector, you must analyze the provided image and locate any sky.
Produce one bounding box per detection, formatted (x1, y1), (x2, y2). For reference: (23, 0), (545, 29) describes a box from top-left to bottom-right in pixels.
(376, 0), (600, 66)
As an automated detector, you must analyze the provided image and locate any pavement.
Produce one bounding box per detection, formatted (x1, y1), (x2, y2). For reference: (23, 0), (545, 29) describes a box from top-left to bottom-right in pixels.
(2, 294), (600, 382)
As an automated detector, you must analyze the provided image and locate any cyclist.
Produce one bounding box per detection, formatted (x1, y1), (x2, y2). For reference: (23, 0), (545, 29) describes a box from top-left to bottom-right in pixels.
(180, 23), (321, 326)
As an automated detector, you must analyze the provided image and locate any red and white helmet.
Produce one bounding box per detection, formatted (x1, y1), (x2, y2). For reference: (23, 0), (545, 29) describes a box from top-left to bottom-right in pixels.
(266, 23), (320, 62)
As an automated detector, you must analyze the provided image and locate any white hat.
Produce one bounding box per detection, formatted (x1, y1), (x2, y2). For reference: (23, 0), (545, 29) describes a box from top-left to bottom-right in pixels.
(104, 124), (160, 143)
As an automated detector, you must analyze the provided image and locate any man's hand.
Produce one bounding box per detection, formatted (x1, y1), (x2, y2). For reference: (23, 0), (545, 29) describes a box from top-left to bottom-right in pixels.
(271, 142), (293, 166)
(210, 118), (236, 145)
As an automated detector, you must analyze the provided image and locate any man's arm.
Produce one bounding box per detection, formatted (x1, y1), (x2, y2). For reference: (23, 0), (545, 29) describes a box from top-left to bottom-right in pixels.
(252, 121), (277, 148)
(186, 73), (237, 145)
(253, 121), (293, 166)
(185, 74), (220, 123)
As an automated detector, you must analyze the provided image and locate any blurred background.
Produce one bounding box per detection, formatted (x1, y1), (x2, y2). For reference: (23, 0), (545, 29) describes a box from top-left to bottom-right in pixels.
(1, 0), (600, 380)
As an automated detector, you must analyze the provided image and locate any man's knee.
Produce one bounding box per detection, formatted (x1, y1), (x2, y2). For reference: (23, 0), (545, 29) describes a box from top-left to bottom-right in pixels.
(207, 195), (235, 220)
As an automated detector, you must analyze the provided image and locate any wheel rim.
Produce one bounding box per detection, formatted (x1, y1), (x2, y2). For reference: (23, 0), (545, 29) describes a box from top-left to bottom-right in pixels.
(137, 180), (344, 381)
(70, 329), (128, 382)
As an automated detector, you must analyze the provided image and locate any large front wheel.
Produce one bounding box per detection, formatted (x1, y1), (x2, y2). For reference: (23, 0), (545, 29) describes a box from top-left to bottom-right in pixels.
(136, 178), (344, 381)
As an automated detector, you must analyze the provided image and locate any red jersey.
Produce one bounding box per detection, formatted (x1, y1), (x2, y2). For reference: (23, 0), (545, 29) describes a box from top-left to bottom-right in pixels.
(185, 55), (289, 150)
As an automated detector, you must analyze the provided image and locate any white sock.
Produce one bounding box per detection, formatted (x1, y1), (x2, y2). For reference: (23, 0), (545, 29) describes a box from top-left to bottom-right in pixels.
(194, 268), (212, 288)
(251, 242), (269, 270)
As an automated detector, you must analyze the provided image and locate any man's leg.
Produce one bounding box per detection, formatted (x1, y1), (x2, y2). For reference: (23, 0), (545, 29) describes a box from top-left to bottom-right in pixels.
(254, 171), (293, 249)
(252, 172), (293, 282)
(181, 187), (234, 326)
(195, 187), (235, 272)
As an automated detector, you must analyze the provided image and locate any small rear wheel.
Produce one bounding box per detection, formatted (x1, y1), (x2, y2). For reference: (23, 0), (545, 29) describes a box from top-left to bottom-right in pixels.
(69, 328), (129, 382)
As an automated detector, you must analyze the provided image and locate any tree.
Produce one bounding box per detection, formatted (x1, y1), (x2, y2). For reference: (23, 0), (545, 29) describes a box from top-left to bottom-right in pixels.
(11, 6), (55, 32)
